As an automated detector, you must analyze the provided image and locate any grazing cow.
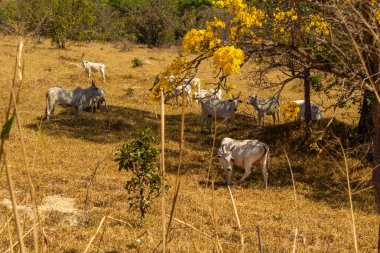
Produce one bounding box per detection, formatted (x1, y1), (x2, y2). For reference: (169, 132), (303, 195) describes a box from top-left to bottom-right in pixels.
(247, 95), (280, 126)
(201, 96), (242, 132)
(294, 100), (323, 120)
(81, 60), (106, 82)
(150, 74), (194, 106)
(90, 88), (107, 112)
(45, 81), (103, 120)
(217, 137), (269, 188)
(194, 81), (222, 103)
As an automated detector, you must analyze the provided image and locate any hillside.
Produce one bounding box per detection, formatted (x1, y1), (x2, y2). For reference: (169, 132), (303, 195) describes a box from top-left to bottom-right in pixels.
(0, 36), (378, 252)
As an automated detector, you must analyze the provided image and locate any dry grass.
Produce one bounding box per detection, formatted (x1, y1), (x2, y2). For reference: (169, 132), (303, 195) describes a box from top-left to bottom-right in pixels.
(0, 35), (378, 252)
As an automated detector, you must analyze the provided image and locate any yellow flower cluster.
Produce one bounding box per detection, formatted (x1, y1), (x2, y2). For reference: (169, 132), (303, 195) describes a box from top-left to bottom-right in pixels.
(213, 46), (245, 74)
(273, 8), (297, 33)
(182, 29), (219, 54)
(375, 10), (380, 25)
(212, 0), (247, 13)
(305, 14), (329, 36)
(206, 17), (226, 30)
(280, 101), (300, 121)
(232, 6), (266, 28)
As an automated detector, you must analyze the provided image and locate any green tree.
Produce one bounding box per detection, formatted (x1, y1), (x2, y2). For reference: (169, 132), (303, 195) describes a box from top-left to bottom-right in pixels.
(45, 0), (96, 48)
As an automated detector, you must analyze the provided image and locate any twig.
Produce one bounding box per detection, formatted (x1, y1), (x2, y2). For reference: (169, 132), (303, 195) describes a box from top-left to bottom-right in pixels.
(257, 224), (263, 253)
(83, 216), (107, 253)
(160, 89), (166, 253)
(169, 216), (212, 240)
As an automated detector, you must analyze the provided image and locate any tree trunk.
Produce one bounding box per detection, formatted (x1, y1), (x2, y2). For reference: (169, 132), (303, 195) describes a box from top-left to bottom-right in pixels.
(303, 68), (312, 125)
(356, 91), (373, 140)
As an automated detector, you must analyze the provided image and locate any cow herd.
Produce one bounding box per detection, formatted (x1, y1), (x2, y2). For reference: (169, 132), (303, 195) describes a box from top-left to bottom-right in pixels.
(43, 64), (323, 188)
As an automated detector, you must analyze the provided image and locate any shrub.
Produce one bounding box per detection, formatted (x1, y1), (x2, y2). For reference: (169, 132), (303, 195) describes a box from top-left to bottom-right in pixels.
(115, 128), (162, 220)
(131, 57), (143, 68)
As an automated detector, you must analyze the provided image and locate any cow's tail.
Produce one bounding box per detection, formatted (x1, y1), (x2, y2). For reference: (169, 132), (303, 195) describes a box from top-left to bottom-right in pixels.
(45, 90), (50, 119)
(262, 143), (270, 189)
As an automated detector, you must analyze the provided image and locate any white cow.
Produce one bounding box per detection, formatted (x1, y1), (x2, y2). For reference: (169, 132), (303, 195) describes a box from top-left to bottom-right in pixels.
(294, 100), (323, 120)
(217, 137), (270, 188)
(81, 60), (106, 82)
(45, 81), (103, 120)
(200, 96), (242, 132)
(247, 94), (280, 126)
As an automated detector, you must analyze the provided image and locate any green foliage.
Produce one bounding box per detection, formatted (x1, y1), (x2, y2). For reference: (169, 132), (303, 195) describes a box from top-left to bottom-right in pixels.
(1, 114), (15, 141)
(115, 128), (161, 220)
(126, 0), (178, 47)
(310, 75), (323, 92)
(178, 0), (212, 13)
(131, 57), (143, 68)
(45, 0), (96, 48)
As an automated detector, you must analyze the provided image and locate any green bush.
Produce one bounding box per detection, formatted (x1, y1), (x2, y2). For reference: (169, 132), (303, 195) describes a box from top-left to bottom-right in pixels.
(131, 57), (143, 68)
(115, 128), (162, 220)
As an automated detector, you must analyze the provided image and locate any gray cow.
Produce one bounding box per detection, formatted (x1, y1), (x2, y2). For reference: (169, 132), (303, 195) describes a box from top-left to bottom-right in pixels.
(247, 95), (280, 126)
(201, 96), (242, 132)
(45, 81), (103, 120)
(294, 100), (323, 121)
(217, 137), (270, 188)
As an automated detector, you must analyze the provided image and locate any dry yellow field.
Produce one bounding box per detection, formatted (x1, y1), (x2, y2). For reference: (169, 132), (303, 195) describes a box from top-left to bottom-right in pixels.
(0, 35), (378, 252)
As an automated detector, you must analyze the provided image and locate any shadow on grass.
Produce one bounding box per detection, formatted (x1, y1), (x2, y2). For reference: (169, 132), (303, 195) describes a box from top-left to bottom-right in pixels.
(26, 105), (376, 213)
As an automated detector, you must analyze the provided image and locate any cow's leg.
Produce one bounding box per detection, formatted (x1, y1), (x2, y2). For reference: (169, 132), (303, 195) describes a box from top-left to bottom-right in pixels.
(238, 163), (252, 184)
(101, 69), (105, 82)
(225, 168), (232, 185)
(88, 69), (91, 80)
(260, 156), (268, 189)
(207, 115), (212, 133)
(201, 113), (205, 132)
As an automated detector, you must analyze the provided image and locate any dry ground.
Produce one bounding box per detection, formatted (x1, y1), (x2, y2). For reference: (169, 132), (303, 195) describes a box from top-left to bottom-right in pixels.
(0, 35), (378, 252)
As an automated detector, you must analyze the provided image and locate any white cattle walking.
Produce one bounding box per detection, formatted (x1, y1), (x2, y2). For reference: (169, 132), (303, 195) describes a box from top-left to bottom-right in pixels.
(293, 100), (323, 121)
(81, 60), (106, 82)
(247, 95), (280, 126)
(217, 137), (270, 188)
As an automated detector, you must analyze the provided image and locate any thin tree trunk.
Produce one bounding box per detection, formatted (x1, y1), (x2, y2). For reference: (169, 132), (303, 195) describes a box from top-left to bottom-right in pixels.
(356, 91), (373, 139)
(303, 68), (312, 125)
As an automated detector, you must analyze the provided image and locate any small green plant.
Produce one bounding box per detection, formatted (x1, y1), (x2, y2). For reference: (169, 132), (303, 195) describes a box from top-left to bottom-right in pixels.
(116, 128), (161, 220)
(131, 57), (143, 68)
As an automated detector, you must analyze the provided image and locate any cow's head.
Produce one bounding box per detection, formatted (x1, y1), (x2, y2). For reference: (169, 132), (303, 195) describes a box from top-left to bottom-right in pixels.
(247, 94), (257, 105)
(227, 94), (242, 111)
(81, 60), (88, 71)
(217, 145), (234, 185)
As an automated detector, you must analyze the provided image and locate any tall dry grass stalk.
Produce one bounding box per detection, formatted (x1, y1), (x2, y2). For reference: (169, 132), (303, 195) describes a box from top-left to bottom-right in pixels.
(227, 186), (245, 252)
(160, 89), (166, 253)
(1, 36), (27, 253)
(336, 137), (358, 253)
(284, 150), (299, 253)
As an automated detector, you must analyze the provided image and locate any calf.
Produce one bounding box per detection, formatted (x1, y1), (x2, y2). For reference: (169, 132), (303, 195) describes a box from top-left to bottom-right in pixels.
(247, 95), (280, 126)
(201, 96), (242, 132)
(45, 81), (103, 120)
(217, 137), (269, 188)
(90, 88), (107, 112)
(81, 60), (106, 82)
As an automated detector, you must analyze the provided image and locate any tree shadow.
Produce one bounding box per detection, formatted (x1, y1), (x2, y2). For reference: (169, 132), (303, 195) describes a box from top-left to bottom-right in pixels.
(26, 105), (376, 213)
